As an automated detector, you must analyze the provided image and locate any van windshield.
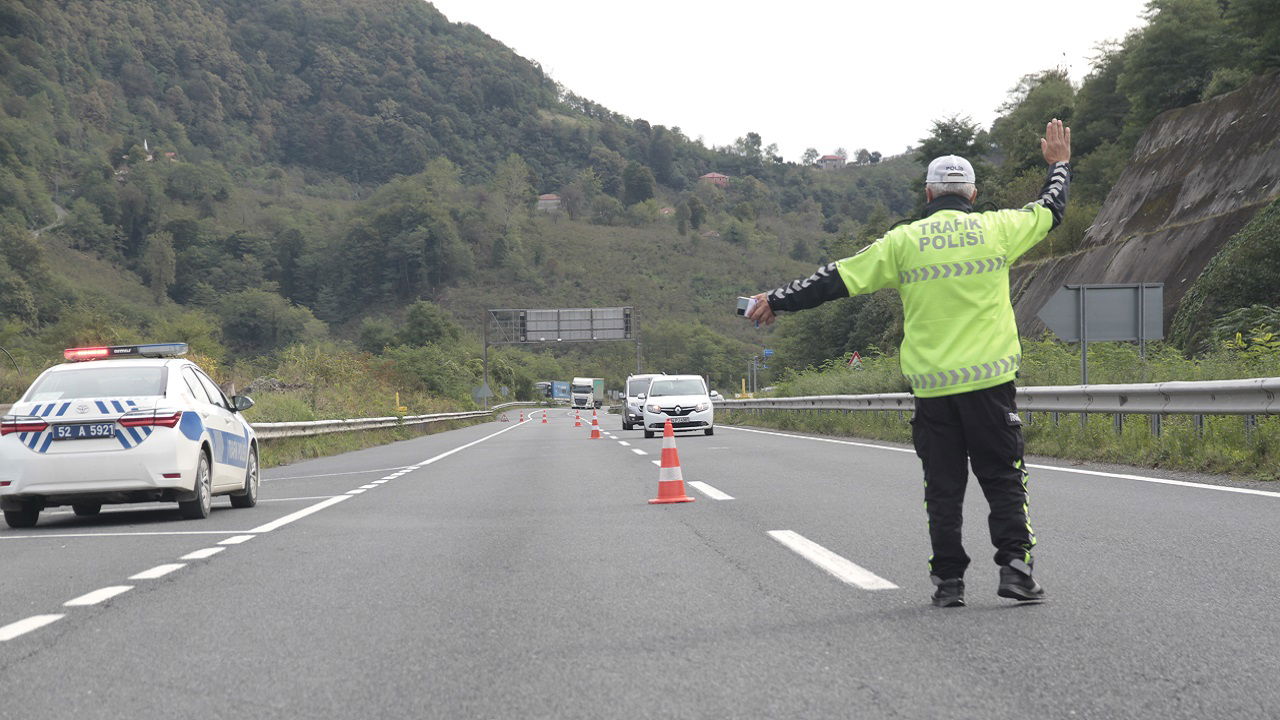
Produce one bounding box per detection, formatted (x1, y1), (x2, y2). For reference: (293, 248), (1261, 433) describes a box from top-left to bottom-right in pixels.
(648, 378), (704, 397)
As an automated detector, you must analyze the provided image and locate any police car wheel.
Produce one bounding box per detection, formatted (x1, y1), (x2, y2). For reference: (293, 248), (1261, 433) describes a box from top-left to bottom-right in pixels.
(644, 430), (655, 439)
(3, 503), (39, 529)
(230, 449), (259, 509)
(179, 451), (212, 520)
(704, 428), (714, 436)
(72, 503), (102, 517)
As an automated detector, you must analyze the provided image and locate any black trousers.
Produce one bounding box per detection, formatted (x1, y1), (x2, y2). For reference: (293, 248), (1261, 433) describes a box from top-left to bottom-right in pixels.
(910, 381), (1034, 580)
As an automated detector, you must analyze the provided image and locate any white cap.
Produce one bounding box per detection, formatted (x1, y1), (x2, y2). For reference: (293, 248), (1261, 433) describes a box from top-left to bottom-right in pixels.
(926, 155), (975, 184)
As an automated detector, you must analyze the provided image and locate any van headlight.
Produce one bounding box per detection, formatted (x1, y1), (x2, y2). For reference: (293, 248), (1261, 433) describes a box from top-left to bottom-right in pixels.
(695, 402), (708, 412)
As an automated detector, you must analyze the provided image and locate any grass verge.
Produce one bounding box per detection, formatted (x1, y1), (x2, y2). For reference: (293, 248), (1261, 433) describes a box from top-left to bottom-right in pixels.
(720, 409), (1279, 481)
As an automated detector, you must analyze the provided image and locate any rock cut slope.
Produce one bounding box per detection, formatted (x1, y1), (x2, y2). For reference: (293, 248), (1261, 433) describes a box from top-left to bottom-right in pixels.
(1011, 72), (1280, 336)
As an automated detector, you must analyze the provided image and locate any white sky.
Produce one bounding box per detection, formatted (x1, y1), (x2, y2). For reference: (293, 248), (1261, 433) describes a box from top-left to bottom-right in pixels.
(426, 0), (1153, 162)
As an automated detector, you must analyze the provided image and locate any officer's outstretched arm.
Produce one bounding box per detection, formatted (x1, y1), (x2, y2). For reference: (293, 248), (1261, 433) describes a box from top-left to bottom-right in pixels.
(1035, 119), (1072, 229)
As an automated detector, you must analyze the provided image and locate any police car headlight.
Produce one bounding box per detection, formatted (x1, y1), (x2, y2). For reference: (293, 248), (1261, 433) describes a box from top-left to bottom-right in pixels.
(694, 402), (708, 412)
(646, 404), (660, 413)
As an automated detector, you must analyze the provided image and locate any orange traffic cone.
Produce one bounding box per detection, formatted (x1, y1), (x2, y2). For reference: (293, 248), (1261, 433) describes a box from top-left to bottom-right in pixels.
(519, 411), (525, 422)
(574, 411), (582, 428)
(650, 419), (693, 504)
(542, 410), (548, 424)
(589, 410), (602, 439)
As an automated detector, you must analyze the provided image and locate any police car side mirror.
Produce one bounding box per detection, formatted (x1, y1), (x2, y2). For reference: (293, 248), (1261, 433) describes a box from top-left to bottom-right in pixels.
(637, 393), (646, 400)
(231, 395), (255, 412)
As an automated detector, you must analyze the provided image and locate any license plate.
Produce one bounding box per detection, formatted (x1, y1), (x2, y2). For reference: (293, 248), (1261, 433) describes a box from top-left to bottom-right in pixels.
(52, 423), (117, 441)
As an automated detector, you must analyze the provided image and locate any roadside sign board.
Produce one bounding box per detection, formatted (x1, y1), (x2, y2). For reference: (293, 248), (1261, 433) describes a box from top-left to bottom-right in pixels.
(1036, 283), (1163, 384)
(763, 349), (774, 357)
(1037, 284), (1163, 342)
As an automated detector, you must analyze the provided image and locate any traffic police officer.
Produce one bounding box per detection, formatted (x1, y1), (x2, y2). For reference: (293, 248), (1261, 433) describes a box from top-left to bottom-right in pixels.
(748, 119), (1071, 607)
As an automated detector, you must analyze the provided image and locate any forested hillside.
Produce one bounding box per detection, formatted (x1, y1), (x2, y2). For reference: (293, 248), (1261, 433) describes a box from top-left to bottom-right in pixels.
(1, 0), (1278, 413)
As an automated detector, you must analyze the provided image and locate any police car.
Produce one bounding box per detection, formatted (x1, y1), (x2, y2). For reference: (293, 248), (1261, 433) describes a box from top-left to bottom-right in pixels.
(0, 343), (259, 529)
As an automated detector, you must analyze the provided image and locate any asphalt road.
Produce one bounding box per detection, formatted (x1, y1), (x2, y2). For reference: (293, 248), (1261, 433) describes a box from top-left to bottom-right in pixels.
(3, 410), (1280, 719)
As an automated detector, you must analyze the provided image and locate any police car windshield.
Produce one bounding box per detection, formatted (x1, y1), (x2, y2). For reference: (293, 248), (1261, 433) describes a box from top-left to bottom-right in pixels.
(648, 379), (704, 397)
(627, 379), (652, 395)
(24, 367), (165, 402)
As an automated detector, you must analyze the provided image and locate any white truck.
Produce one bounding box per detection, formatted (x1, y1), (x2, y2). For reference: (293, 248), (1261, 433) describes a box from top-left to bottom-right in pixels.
(571, 377), (604, 409)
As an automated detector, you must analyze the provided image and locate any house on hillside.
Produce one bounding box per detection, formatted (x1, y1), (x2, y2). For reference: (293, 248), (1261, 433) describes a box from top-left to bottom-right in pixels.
(537, 193), (561, 212)
(699, 172), (729, 188)
(818, 154), (845, 170)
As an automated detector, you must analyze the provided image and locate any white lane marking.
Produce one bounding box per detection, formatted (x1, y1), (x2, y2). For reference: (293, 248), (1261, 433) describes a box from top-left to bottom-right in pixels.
(0, 531), (249, 541)
(0, 615), (65, 642)
(372, 480), (389, 484)
(381, 476), (397, 481)
(218, 535), (256, 545)
(129, 563), (186, 580)
(618, 441), (631, 446)
(248, 495), (351, 533)
(411, 420), (527, 469)
(258, 495), (340, 503)
(346, 489), (367, 495)
(358, 484), (378, 489)
(724, 425), (1280, 499)
(768, 530), (898, 590)
(688, 481), (734, 500)
(64, 586), (133, 607)
(631, 448), (647, 455)
(652, 460), (661, 466)
(181, 547), (226, 560)
(264, 467), (414, 481)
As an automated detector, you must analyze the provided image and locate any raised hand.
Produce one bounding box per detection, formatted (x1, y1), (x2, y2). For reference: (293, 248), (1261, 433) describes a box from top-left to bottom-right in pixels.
(1041, 118), (1071, 165)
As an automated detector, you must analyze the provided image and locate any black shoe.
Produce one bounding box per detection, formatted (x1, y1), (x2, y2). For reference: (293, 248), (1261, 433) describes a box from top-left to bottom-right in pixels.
(997, 560), (1046, 602)
(931, 576), (965, 608)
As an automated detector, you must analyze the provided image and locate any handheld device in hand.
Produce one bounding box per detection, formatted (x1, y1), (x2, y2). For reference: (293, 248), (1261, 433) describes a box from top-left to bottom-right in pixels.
(736, 296), (757, 317)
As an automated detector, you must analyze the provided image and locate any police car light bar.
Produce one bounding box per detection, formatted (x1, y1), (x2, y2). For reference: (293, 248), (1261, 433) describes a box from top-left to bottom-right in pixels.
(63, 343), (189, 361)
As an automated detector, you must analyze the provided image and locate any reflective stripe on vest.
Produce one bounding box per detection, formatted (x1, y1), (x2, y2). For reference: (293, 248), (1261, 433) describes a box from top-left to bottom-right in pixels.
(908, 353), (1021, 391)
(898, 257), (1006, 286)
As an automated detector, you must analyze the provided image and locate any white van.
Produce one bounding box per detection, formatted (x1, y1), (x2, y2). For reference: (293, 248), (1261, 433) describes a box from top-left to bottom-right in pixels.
(622, 373), (663, 430)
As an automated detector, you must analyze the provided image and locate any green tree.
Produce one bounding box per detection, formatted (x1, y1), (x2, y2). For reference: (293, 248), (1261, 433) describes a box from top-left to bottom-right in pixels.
(801, 148), (819, 166)
(622, 161), (656, 205)
(1117, 0), (1244, 130)
(398, 300), (462, 346)
(142, 231), (176, 303)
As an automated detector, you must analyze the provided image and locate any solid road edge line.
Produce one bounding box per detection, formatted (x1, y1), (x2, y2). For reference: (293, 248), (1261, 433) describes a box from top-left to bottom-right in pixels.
(723, 425), (1280, 499)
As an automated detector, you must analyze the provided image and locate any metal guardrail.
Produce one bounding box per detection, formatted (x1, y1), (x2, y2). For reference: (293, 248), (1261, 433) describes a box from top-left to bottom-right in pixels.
(251, 401), (538, 440)
(717, 378), (1280, 416)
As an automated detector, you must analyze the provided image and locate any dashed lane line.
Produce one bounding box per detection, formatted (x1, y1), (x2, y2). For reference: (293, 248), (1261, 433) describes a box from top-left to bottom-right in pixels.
(0, 615), (65, 642)
(688, 481), (734, 500)
(618, 441), (631, 446)
(129, 563), (186, 580)
(631, 448), (647, 455)
(180, 547), (225, 560)
(64, 586), (133, 607)
(248, 495), (352, 533)
(3, 419), (528, 645)
(768, 530), (898, 591)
